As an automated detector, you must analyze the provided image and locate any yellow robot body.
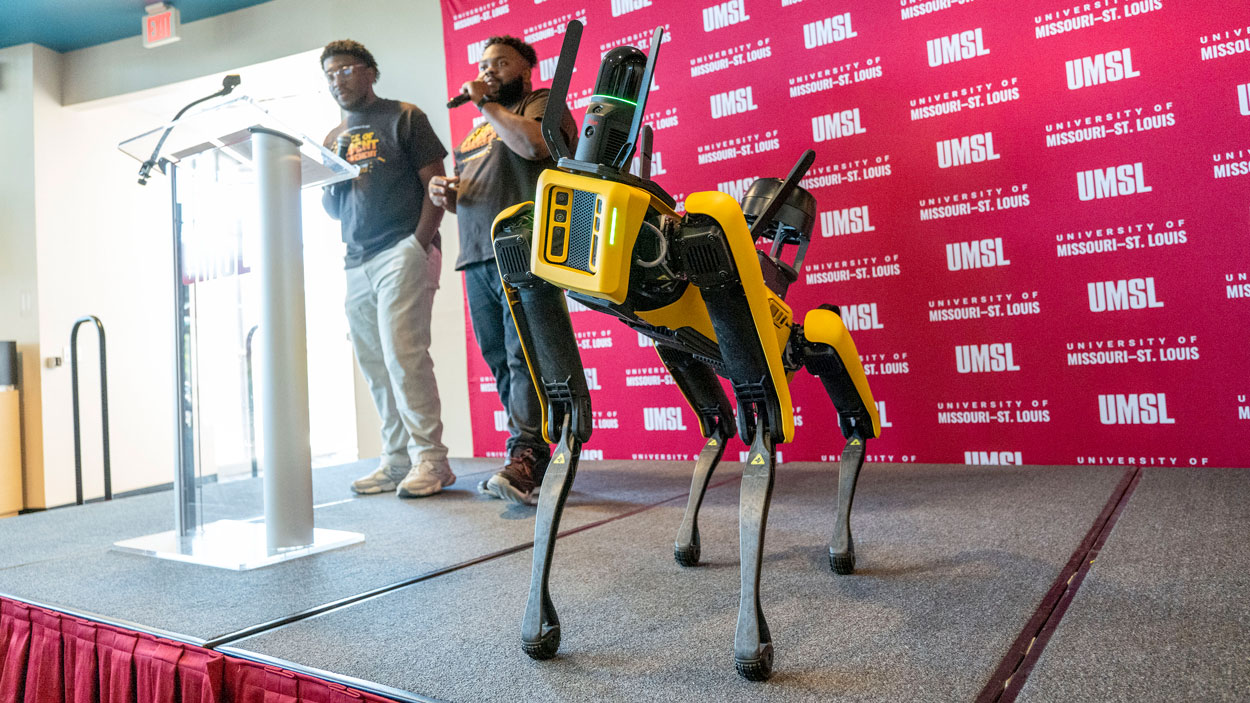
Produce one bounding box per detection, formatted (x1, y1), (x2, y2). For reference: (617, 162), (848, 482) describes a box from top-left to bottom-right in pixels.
(529, 169), (678, 305)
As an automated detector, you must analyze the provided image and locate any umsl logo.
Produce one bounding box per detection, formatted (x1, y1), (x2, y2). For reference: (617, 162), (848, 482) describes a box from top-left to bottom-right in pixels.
(467, 40), (488, 65)
(803, 13), (856, 49)
(1239, 82), (1250, 116)
(637, 331), (652, 347)
(927, 28), (989, 67)
(841, 303), (883, 331)
(946, 237), (1009, 271)
(710, 87), (758, 119)
(1065, 48), (1140, 90)
(964, 451), (1022, 465)
(644, 406), (688, 431)
(539, 55), (561, 82)
(584, 368), (601, 390)
(611, 0), (651, 17)
(812, 109), (866, 142)
(955, 343), (1021, 373)
(630, 151), (665, 176)
(703, 0), (749, 31)
(1088, 277), (1164, 312)
(821, 207), (874, 237)
(493, 409), (508, 432)
(582, 449), (605, 460)
(1077, 162), (1151, 201)
(876, 401), (892, 428)
(1098, 393), (1175, 425)
(937, 131), (1000, 168)
(717, 177), (757, 201)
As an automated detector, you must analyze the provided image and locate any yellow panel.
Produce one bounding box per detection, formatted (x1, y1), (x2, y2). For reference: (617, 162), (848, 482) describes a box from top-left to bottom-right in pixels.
(803, 307), (881, 438)
(685, 191), (795, 443)
(529, 171), (675, 305)
(636, 285), (717, 343)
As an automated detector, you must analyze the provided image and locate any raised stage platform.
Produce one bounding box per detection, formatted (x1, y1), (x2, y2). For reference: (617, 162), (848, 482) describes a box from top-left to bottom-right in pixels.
(1, 459), (1246, 701)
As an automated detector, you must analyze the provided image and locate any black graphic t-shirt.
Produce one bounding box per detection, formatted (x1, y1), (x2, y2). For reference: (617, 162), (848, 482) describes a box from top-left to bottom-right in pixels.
(452, 88), (576, 270)
(322, 99), (447, 268)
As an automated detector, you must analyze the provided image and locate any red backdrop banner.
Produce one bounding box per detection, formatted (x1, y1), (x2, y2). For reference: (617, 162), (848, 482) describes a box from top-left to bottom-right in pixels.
(441, 0), (1250, 468)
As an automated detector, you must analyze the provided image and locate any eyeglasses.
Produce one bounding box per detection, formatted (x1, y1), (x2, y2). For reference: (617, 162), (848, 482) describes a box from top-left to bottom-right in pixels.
(325, 64), (365, 82)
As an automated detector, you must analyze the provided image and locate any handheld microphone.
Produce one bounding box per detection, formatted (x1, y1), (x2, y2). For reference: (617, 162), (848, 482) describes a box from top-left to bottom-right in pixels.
(336, 133), (351, 160)
(447, 93), (472, 109)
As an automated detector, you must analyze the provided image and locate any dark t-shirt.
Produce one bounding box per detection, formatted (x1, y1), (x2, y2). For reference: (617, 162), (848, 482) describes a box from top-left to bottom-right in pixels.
(452, 88), (575, 270)
(322, 99), (448, 268)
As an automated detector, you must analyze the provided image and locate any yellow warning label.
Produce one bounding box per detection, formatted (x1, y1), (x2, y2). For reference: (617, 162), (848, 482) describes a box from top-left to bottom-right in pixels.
(751, 454), (765, 465)
(850, 439), (861, 445)
(553, 454), (566, 464)
(709, 439), (718, 446)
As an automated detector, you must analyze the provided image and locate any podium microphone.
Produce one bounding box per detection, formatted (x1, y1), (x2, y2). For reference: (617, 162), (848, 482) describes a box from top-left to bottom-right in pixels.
(138, 74), (243, 185)
(447, 93), (472, 109)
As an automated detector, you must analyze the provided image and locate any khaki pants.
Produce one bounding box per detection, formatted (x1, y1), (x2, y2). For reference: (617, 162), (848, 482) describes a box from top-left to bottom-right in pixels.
(344, 235), (447, 467)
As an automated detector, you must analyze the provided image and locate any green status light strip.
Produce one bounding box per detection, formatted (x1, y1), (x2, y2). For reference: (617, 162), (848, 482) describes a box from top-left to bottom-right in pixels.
(610, 208), (619, 246)
(592, 94), (638, 107)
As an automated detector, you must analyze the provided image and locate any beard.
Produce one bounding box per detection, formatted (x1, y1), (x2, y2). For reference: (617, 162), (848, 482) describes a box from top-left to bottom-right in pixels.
(493, 75), (526, 106)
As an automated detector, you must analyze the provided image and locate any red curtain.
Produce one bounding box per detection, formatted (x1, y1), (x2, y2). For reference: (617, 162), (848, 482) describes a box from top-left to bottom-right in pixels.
(0, 598), (397, 703)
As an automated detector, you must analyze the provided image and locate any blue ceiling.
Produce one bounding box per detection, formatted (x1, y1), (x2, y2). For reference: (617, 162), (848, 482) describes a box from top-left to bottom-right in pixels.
(0, 0), (275, 53)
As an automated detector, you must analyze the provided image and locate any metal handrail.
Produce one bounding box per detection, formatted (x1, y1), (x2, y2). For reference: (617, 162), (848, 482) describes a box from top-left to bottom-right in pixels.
(245, 324), (259, 478)
(71, 315), (112, 505)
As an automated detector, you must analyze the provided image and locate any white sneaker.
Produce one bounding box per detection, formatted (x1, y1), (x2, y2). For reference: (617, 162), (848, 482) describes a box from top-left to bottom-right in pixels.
(397, 459), (456, 498)
(350, 462), (410, 494)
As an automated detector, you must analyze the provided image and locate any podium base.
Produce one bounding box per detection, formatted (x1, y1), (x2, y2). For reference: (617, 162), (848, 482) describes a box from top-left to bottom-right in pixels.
(112, 519), (364, 571)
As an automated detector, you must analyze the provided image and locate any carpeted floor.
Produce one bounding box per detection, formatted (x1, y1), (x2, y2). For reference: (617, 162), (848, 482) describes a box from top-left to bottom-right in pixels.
(3, 460), (1246, 702)
(1015, 468), (1250, 703)
(226, 463), (1124, 702)
(0, 457), (703, 642)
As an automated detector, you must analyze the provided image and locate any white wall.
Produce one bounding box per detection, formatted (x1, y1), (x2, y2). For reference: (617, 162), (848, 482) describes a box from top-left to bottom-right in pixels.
(17, 0), (472, 509)
(0, 45), (44, 506)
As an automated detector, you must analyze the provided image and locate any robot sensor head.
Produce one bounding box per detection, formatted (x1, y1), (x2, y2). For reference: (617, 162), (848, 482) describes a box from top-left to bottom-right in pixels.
(574, 46), (648, 170)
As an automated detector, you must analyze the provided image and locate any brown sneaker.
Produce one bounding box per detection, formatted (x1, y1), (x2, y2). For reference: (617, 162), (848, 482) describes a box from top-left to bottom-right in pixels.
(480, 448), (544, 504)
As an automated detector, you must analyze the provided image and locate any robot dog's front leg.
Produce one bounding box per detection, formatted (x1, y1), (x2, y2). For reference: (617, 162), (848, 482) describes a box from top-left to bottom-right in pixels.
(493, 204), (592, 660)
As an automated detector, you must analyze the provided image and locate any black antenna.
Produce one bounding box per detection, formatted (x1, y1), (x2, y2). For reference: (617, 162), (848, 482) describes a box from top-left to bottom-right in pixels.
(637, 125), (653, 181)
(541, 20), (583, 163)
(611, 26), (664, 171)
(749, 149), (815, 241)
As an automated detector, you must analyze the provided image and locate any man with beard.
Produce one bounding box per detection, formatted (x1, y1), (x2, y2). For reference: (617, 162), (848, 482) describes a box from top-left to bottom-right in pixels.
(428, 35), (576, 504)
(320, 40), (455, 498)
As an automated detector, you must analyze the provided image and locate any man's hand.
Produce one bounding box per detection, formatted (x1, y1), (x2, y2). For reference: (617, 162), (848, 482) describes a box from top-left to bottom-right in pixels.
(461, 80), (491, 107)
(429, 175), (460, 213)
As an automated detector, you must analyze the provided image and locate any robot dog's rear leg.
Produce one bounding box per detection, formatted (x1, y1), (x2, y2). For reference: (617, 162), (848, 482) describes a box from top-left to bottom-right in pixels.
(522, 415), (580, 660)
(656, 345), (735, 567)
(801, 307), (879, 576)
(675, 432), (729, 566)
(829, 433), (866, 575)
(735, 423), (776, 681)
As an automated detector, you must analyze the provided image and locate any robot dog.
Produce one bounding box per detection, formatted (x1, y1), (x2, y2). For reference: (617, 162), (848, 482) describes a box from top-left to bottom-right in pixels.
(490, 22), (880, 680)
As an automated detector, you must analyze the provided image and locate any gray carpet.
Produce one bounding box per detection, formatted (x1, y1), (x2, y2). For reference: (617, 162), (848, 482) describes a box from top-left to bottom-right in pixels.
(1016, 468), (1250, 703)
(0, 457), (701, 642)
(229, 464), (1124, 703)
(0, 457), (384, 570)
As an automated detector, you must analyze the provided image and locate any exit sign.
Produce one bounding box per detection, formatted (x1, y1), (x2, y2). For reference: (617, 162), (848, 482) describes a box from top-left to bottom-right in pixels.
(143, 4), (181, 48)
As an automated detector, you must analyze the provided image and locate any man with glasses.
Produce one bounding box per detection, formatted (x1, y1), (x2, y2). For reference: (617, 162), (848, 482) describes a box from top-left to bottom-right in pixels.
(428, 36), (576, 505)
(320, 39), (454, 498)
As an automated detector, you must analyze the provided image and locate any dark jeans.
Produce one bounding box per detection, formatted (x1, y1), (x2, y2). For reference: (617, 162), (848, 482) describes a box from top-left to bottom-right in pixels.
(464, 260), (550, 462)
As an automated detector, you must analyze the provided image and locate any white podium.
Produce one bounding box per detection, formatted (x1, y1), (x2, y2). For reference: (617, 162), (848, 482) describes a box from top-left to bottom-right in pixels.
(114, 96), (364, 569)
